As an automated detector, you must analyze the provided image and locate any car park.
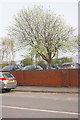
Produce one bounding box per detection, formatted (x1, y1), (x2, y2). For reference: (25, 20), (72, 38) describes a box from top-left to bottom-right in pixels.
(21, 65), (43, 71)
(0, 72), (17, 92)
(59, 63), (80, 69)
(0, 64), (21, 71)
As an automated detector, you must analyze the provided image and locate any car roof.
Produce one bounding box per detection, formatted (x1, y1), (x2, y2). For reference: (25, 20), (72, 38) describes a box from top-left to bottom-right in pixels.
(61, 63), (79, 65)
(23, 65), (41, 68)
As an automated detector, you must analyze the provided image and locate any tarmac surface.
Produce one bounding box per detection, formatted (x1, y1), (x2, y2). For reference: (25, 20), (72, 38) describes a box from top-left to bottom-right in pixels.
(13, 86), (79, 93)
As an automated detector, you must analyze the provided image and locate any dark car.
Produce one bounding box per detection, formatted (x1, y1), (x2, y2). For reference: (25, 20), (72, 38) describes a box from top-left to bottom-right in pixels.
(59, 63), (80, 69)
(0, 65), (21, 71)
(40, 64), (59, 70)
(0, 72), (17, 92)
(21, 65), (43, 71)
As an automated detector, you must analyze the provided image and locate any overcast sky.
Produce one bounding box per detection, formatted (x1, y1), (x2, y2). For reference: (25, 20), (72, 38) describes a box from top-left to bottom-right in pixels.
(0, 0), (78, 37)
(0, 0), (78, 61)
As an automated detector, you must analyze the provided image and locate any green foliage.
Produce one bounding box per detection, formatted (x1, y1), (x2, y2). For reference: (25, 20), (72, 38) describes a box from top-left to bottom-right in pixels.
(21, 57), (33, 67)
(52, 57), (72, 66)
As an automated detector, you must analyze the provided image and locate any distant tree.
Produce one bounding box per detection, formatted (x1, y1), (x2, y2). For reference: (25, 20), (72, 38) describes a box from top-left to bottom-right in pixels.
(8, 6), (76, 69)
(0, 37), (15, 63)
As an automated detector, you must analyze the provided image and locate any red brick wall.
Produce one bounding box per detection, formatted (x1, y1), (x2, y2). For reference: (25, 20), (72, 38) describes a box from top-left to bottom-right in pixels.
(11, 69), (79, 87)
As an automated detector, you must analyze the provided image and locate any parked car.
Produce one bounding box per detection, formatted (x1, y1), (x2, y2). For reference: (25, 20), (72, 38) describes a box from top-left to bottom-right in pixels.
(21, 65), (43, 71)
(59, 63), (80, 69)
(0, 64), (21, 71)
(40, 64), (59, 70)
(0, 72), (17, 92)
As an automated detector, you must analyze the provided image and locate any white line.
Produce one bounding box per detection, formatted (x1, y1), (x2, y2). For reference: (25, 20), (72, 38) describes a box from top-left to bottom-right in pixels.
(0, 105), (79, 116)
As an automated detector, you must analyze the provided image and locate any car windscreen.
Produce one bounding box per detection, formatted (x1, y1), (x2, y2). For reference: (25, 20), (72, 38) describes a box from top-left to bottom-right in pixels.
(60, 64), (72, 67)
(2, 73), (14, 78)
(2, 66), (13, 71)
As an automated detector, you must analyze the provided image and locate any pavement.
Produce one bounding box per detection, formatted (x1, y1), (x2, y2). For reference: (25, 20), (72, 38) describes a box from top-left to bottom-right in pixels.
(13, 86), (79, 93)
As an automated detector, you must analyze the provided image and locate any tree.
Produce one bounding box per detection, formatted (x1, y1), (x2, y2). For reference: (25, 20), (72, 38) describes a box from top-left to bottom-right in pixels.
(8, 6), (76, 69)
(0, 37), (15, 63)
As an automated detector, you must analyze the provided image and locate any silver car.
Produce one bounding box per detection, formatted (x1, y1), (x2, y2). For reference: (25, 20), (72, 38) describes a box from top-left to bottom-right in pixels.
(0, 72), (17, 92)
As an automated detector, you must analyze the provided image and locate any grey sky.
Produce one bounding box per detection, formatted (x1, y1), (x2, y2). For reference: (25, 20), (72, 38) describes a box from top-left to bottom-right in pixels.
(0, 0), (78, 37)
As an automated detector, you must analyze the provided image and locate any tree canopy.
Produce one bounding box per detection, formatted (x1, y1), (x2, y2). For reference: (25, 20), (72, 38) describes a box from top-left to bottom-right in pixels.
(8, 6), (76, 69)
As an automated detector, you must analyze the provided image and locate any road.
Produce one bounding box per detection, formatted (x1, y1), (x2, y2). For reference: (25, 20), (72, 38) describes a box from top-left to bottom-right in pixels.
(0, 91), (79, 118)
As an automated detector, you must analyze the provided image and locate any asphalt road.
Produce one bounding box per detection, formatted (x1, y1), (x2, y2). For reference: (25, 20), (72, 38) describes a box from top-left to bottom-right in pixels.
(0, 91), (79, 118)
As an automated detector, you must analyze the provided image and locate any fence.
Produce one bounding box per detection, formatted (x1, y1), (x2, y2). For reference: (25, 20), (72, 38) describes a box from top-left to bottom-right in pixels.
(10, 69), (79, 87)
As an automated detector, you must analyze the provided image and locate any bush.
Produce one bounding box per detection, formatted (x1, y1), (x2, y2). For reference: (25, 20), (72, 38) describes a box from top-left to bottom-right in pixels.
(52, 57), (72, 66)
(37, 60), (47, 70)
(21, 57), (33, 67)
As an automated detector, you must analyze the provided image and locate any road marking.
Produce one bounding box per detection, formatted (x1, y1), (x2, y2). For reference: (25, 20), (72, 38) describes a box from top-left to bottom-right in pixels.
(1, 105), (79, 116)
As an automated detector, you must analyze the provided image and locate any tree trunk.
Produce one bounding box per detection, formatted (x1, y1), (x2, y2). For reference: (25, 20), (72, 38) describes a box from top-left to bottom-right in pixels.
(47, 51), (52, 69)
(47, 58), (52, 69)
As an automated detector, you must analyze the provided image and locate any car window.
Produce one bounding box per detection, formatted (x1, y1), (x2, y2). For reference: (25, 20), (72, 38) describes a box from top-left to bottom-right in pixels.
(22, 66), (29, 70)
(61, 64), (74, 67)
(27, 66), (35, 70)
(36, 66), (42, 70)
(2, 73), (14, 78)
(61, 64), (72, 67)
(75, 63), (80, 68)
(14, 65), (20, 69)
(60, 63), (80, 68)
(78, 64), (80, 68)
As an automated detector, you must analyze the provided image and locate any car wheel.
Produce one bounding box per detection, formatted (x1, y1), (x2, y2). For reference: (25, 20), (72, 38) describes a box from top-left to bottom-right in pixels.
(5, 89), (11, 92)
